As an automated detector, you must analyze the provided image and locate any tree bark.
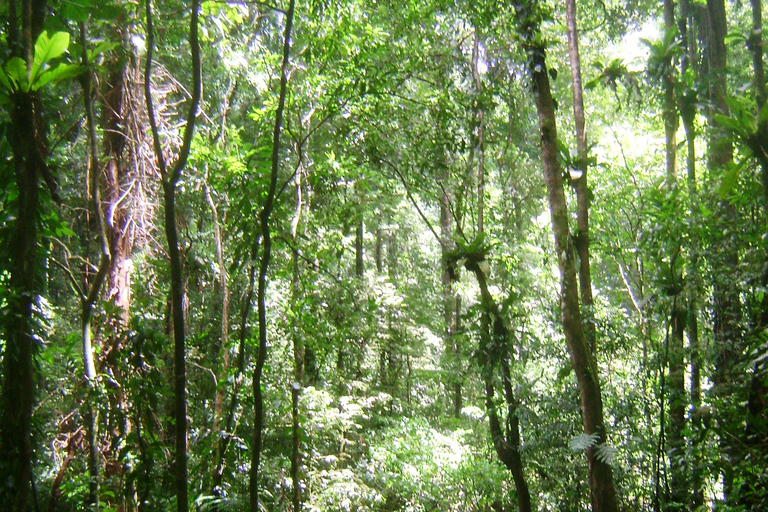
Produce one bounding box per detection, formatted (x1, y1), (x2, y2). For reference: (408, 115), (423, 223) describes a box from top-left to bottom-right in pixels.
(472, 31), (486, 235)
(705, 0), (742, 503)
(250, 0), (295, 508)
(464, 262), (531, 512)
(512, 5), (620, 510)
(1, 2), (49, 510)
(78, 21), (114, 510)
(145, 0), (202, 510)
(565, 0), (596, 354)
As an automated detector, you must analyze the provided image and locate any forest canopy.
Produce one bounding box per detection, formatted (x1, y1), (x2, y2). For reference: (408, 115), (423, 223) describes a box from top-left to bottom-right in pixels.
(1, 0), (767, 511)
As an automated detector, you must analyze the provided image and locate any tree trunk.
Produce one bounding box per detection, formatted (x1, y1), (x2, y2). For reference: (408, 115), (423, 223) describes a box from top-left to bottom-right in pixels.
(512, 6), (620, 509)
(465, 263), (531, 512)
(705, 0), (742, 503)
(356, 212), (364, 278)
(565, 0), (596, 354)
(677, 3), (705, 506)
(472, 30), (486, 235)
(250, 0), (295, 508)
(1, 2), (49, 510)
(145, 0), (201, 510)
(78, 21), (114, 510)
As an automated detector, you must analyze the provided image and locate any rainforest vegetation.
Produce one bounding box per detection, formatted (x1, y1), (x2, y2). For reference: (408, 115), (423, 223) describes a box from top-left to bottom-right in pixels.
(1, 0), (767, 510)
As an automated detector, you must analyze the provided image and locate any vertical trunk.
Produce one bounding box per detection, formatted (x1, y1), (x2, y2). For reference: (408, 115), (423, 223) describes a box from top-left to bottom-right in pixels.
(678, 2), (704, 506)
(290, 248), (303, 512)
(101, 53), (133, 331)
(356, 213), (364, 278)
(751, 0), (766, 113)
(472, 31), (485, 235)
(250, 0), (295, 508)
(375, 226), (384, 273)
(78, 21), (114, 510)
(290, 164), (305, 512)
(565, 0), (596, 354)
(705, 0), (741, 503)
(145, 0), (201, 510)
(212, 238), (259, 493)
(206, 173), (229, 439)
(661, 1), (688, 507)
(468, 265), (531, 512)
(512, 5), (619, 508)
(1, 2), (48, 510)
(439, 143), (461, 417)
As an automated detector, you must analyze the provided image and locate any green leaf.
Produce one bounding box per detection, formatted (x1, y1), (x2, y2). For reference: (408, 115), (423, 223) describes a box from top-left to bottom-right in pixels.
(88, 42), (118, 61)
(724, 31), (747, 45)
(30, 32), (71, 86)
(595, 443), (618, 465)
(569, 433), (600, 452)
(33, 63), (84, 90)
(4, 57), (29, 91)
(719, 159), (747, 199)
(0, 66), (13, 93)
(61, 2), (91, 22)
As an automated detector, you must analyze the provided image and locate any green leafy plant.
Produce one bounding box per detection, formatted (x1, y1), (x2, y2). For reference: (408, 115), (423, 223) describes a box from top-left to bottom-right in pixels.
(0, 31), (83, 94)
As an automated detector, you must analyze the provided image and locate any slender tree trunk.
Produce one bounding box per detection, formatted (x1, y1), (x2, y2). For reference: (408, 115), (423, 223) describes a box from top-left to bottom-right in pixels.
(677, 3), (705, 506)
(356, 211), (364, 278)
(1, 2), (49, 510)
(250, 1), (295, 508)
(290, 158), (306, 512)
(145, 0), (201, 510)
(465, 264), (531, 512)
(78, 21), (115, 510)
(512, 6), (620, 510)
(472, 31), (485, 235)
(565, 0), (596, 354)
(659, 2), (689, 507)
(212, 237), (259, 493)
(206, 170), (230, 438)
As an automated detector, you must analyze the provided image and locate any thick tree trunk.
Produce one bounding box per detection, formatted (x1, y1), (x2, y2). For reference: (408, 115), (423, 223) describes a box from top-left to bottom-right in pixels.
(512, 5), (620, 508)
(250, 1), (295, 509)
(705, 0), (742, 503)
(659, 2), (689, 507)
(565, 0), (596, 354)
(2, 92), (40, 512)
(1, 2), (49, 510)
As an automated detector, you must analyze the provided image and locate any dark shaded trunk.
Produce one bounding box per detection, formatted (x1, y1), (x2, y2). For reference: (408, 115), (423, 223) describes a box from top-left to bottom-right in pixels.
(678, 3), (705, 506)
(660, 2), (689, 507)
(1, 2), (49, 510)
(511, 6), (620, 509)
(1, 91), (41, 512)
(464, 263), (531, 512)
(356, 213), (364, 278)
(705, 0), (742, 503)
(250, 0), (295, 509)
(145, 0), (202, 510)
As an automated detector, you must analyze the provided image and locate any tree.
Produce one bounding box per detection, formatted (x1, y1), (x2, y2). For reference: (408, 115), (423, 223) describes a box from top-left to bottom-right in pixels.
(0, 2), (60, 510)
(511, 2), (620, 510)
(144, 0), (202, 509)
